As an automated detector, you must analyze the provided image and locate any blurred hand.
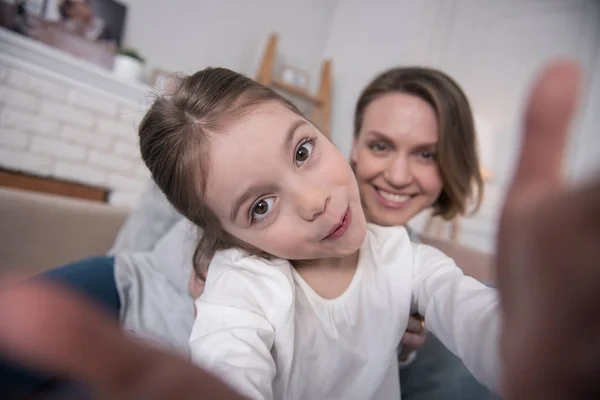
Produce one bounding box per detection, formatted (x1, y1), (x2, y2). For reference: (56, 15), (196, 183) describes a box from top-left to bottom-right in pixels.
(399, 315), (427, 362)
(496, 60), (600, 400)
(188, 271), (205, 317)
(0, 280), (244, 400)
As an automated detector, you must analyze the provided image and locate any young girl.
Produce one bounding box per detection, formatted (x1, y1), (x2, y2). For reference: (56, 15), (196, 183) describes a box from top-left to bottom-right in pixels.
(138, 67), (499, 399)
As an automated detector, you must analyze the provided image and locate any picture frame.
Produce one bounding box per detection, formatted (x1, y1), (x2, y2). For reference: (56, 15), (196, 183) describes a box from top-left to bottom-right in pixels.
(280, 65), (310, 91)
(44, 0), (128, 46)
(151, 68), (181, 96)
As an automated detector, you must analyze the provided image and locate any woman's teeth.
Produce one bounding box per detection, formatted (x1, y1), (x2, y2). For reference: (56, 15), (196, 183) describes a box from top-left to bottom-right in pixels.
(378, 190), (411, 204)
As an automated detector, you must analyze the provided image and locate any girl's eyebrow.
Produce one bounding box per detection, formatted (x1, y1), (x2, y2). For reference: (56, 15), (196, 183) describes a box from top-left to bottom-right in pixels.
(283, 120), (308, 151)
(230, 188), (255, 223)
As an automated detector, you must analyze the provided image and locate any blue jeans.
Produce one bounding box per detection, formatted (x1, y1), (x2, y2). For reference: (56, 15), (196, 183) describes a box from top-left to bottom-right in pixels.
(0, 256), (119, 399)
(400, 333), (499, 399)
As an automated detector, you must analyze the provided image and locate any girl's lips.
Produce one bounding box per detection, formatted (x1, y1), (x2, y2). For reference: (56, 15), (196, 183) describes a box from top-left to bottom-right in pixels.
(323, 208), (352, 240)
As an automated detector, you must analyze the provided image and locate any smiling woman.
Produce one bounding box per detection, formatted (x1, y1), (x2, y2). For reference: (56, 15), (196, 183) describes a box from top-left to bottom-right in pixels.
(352, 93), (444, 225)
(350, 66), (495, 399)
(351, 67), (484, 228)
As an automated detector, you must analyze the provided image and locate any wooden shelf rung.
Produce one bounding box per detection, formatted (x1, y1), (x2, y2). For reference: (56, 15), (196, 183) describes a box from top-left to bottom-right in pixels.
(271, 80), (322, 105)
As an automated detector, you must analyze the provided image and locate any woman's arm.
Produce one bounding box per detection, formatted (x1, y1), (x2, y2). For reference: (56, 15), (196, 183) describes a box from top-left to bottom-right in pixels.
(419, 235), (494, 284)
(411, 244), (500, 392)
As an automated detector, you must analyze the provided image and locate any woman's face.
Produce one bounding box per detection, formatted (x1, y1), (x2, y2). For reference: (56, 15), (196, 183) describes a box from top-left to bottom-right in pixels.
(351, 93), (443, 227)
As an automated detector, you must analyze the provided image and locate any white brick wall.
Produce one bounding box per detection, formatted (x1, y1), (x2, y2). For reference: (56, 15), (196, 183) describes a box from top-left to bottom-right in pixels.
(68, 90), (119, 116)
(133, 163), (151, 179)
(54, 161), (106, 186)
(40, 100), (96, 128)
(31, 136), (87, 160)
(114, 140), (139, 158)
(61, 125), (111, 149)
(88, 150), (133, 172)
(0, 148), (52, 175)
(0, 65), (8, 81)
(8, 69), (69, 101)
(0, 63), (150, 209)
(7, 69), (31, 89)
(97, 118), (136, 140)
(108, 172), (147, 192)
(119, 106), (145, 125)
(0, 84), (38, 111)
(0, 129), (29, 149)
(1, 107), (61, 137)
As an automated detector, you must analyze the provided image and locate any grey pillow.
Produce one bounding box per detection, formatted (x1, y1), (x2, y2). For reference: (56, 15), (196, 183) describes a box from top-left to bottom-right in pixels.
(108, 181), (183, 254)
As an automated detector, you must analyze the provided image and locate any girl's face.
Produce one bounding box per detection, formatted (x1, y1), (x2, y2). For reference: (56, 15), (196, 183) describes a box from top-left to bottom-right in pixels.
(203, 103), (367, 261)
(351, 93), (443, 227)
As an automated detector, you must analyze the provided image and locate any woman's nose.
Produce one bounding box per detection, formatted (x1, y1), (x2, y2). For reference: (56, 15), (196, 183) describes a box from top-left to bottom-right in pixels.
(384, 156), (413, 188)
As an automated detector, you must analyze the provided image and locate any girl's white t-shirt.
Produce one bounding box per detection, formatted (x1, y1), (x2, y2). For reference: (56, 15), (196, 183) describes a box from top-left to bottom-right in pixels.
(190, 224), (500, 400)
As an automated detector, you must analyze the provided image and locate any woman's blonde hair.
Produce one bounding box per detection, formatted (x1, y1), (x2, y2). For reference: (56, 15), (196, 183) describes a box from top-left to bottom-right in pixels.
(354, 67), (483, 220)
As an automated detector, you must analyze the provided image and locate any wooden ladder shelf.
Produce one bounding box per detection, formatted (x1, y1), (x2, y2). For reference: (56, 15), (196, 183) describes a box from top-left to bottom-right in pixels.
(256, 33), (332, 138)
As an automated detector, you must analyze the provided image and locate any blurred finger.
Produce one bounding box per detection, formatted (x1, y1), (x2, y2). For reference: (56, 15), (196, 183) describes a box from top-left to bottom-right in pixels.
(406, 316), (424, 334)
(401, 333), (427, 348)
(509, 60), (581, 200)
(0, 280), (140, 390)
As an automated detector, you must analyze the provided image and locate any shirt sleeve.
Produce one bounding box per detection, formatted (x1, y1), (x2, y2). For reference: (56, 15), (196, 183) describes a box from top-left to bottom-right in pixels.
(411, 243), (501, 393)
(189, 269), (276, 400)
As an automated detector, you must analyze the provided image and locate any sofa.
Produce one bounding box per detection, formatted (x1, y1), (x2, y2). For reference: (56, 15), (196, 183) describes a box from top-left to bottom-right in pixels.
(0, 187), (129, 278)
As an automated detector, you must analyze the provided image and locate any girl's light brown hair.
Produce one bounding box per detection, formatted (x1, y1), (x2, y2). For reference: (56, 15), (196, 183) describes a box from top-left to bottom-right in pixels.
(354, 66), (483, 220)
(139, 67), (303, 279)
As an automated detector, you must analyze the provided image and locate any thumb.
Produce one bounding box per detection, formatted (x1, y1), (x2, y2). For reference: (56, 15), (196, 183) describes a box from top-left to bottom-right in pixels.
(508, 60), (581, 203)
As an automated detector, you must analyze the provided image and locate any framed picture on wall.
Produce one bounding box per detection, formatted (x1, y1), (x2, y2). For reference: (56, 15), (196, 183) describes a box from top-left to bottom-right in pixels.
(42, 0), (127, 45)
(151, 69), (182, 96)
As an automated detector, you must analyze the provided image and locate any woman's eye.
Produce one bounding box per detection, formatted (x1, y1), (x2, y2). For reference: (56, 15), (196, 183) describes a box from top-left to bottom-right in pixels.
(295, 140), (314, 166)
(369, 142), (387, 152)
(251, 197), (275, 222)
(419, 151), (436, 160)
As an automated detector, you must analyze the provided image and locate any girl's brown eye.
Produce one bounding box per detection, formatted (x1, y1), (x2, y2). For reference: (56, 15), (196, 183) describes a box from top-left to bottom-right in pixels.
(250, 197), (275, 222)
(295, 140), (314, 165)
(296, 146), (309, 162)
(253, 200), (268, 215)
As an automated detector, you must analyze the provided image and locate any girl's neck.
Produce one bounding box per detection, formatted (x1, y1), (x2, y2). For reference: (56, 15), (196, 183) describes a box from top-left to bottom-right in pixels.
(292, 250), (360, 272)
(292, 250), (360, 300)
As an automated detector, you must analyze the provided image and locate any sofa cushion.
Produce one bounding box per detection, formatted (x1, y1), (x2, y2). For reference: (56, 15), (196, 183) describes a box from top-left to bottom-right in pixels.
(0, 188), (128, 276)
